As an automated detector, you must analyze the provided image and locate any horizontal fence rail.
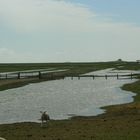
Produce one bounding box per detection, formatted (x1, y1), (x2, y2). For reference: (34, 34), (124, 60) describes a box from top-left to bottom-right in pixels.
(65, 73), (140, 80)
(0, 69), (68, 80)
(0, 70), (140, 81)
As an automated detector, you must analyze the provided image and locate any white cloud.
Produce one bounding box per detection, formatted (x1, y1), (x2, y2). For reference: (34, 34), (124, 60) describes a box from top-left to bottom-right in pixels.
(0, 48), (15, 55)
(0, 0), (140, 62)
(0, 47), (45, 63)
(0, 0), (139, 34)
(0, 0), (96, 32)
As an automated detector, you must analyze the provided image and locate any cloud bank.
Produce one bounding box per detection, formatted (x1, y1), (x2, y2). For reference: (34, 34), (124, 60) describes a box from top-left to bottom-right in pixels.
(0, 0), (140, 62)
(0, 0), (96, 32)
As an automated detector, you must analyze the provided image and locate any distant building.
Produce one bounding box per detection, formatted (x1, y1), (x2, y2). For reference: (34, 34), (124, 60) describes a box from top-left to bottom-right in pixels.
(117, 59), (123, 62)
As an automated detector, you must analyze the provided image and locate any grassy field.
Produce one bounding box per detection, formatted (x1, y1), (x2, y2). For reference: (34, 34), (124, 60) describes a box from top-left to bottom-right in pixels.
(0, 62), (112, 72)
(0, 61), (133, 72)
(0, 62), (140, 140)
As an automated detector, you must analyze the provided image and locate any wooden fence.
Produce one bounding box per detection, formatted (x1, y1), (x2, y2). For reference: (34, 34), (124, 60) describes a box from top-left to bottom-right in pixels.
(66, 73), (136, 80)
(0, 71), (139, 80)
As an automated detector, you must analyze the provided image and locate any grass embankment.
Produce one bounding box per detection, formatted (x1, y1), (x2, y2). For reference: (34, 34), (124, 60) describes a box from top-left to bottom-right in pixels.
(0, 62), (140, 140)
(0, 62), (116, 72)
(122, 79), (140, 102)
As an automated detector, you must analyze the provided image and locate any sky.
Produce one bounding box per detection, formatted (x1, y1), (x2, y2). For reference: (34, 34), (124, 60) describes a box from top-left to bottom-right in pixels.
(0, 0), (140, 63)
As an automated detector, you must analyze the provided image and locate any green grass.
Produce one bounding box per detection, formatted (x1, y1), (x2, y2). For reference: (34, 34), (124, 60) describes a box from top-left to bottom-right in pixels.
(0, 61), (139, 73)
(0, 62), (119, 72)
(122, 79), (140, 102)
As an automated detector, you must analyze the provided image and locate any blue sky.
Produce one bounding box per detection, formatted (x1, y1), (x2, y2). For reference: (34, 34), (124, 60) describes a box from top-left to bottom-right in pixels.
(0, 0), (140, 63)
(69, 0), (140, 23)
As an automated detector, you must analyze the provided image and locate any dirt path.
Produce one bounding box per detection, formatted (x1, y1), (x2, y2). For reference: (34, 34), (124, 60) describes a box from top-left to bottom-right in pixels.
(0, 79), (34, 86)
(0, 78), (42, 91)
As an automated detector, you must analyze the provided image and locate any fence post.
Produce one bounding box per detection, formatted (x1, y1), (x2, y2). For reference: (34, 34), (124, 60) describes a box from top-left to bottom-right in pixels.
(131, 73), (133, 80)
(17, 72), (20, 79)
(105, 75), (107, 80)
(93, 75), (95, 80)
(38, 71), (41, 79)
(117, 74), (119, 79)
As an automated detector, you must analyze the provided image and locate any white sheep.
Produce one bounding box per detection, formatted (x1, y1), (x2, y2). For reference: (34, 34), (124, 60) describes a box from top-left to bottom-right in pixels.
(40, 111), (50, 127)
(0, 137), (6, 140)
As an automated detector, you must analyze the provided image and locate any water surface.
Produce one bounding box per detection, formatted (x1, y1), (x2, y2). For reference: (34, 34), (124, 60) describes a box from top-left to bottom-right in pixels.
(0, 69), (137, 124)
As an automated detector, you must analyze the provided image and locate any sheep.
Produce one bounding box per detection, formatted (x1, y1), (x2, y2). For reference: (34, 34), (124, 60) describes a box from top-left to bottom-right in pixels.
(0, 137), (6, 140)
(40, 111), (50, 127)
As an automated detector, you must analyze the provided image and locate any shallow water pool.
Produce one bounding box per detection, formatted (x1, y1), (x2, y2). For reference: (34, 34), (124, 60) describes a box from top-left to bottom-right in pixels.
(0, 69), (137, 124)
